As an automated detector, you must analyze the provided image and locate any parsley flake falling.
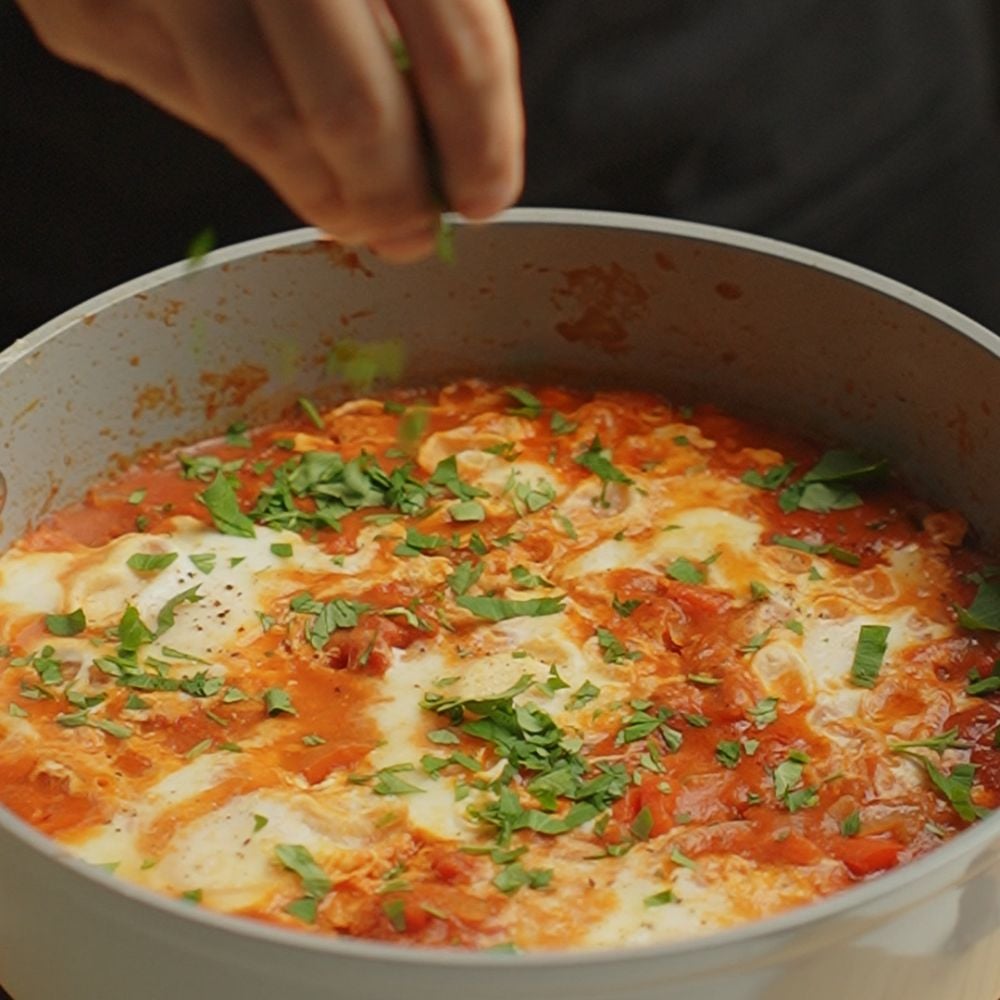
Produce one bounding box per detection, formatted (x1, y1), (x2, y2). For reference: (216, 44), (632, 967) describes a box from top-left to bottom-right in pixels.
(185, 226), (216, 265)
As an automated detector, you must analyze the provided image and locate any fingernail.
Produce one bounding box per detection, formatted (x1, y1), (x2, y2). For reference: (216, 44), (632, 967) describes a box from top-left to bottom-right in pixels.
(455, 184), (519, 221)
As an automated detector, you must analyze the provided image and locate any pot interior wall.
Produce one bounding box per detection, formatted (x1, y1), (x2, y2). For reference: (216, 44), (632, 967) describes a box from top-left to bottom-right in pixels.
(1, 218), (997, 552)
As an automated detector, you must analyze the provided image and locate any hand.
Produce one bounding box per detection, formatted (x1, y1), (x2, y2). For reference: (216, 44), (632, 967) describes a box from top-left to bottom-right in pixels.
(19, 0), (525, 261)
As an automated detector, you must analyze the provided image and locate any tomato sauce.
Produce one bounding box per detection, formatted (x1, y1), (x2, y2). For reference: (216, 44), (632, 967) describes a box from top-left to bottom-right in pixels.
(1, 380), (997, 950)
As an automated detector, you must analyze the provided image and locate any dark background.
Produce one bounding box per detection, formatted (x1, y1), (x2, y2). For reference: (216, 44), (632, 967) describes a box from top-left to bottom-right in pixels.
(4, 1), (1000, 344)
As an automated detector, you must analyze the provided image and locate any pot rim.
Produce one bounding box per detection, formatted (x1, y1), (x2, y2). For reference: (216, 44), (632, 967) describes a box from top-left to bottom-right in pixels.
(1, 206), (998, 971)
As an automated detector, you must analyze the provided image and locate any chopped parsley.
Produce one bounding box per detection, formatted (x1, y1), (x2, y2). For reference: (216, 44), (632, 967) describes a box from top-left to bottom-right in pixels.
(288, 593), (370, 649)
(715, 740), (742, 769)
(567, 680), (601, 710)
(44, 609), (86, 637)
(275, 843), (331, 923)
(492, 862), (552, 894)
(612, 595), (642, 617)
(956, 580), (1000, 632)
(225, 420), (251, 447)
(966, 661), (1000, 696)
(186, 226), (216, 264)
(429, 456), (489, 502)
(511, 565), (553, 590)
(891, 753), (987, 823)
(849, 624), (891, 689)
(263, 688), (297, 716)
(553, 512), (578, 539)
(199, 471), (256, 538)
(741, 462), (795, 491)
(297, 396), (325, 430)
(888, 728), (969, 754)
(575, 436), (634, 504)
(744, 450), (886, 513)
(188, 552), (216, 574)
(770, 533), (860, 566)
(840, 810), (861, 837)
(382, 898), (408, 931)
(550, 412), (578, 435)
(455, 595), (565, 622)
(643, 889), (678, 907)
(394, 527), (445, 557)
(504, 386), (543, 419)
(665, 557), (705, 585)
(372, 768), (425, 796)
(449, 500), (485, 522)
(446, 560), (483, 596)
(126, 552), (178, 573)
(596, 627), (641, 664)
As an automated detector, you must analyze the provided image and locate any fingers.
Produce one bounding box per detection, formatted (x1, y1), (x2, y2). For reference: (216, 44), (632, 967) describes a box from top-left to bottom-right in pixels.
(387, 0), (524, 219)
(20, 0), (206, 130)
(251, 0), (436, 245)
(19, 0), (525, 257)
(156, 0), (346, 238)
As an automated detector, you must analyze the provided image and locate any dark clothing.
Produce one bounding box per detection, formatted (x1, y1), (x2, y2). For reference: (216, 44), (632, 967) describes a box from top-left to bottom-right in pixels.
(2, 0), (1000, 343)
(510, 0), (1000, 330)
